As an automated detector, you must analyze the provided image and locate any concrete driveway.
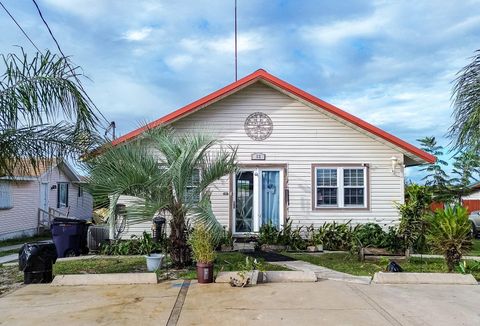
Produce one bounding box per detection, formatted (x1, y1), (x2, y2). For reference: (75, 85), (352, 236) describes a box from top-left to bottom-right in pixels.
(1, 280), (479, 325)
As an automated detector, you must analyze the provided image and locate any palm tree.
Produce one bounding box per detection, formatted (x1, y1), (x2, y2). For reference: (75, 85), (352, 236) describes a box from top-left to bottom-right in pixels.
(0, 49), (101, 176)
(87, 128), (237, 268)
(449, 49), (480, 151)
(427, 205), (472, 272)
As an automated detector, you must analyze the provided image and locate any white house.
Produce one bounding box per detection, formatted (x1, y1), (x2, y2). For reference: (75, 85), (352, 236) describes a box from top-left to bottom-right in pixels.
(110, 69), (434, 237)
(0, 159), (93, 240)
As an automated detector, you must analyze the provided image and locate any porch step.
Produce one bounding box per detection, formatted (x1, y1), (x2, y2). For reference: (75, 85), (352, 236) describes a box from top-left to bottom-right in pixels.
(233, 242), (256, 252)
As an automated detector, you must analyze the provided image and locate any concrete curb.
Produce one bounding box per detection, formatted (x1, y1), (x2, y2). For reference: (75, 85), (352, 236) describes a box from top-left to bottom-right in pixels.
(51, 273), (158, 286)
(372, 272), (478, 285)
(215, 271), (317, 284)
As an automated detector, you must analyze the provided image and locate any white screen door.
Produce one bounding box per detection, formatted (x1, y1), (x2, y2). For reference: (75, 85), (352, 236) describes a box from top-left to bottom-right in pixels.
(233, 168), (284, 234)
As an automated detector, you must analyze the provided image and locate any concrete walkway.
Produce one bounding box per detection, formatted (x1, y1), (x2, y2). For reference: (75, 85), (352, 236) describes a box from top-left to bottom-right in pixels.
(0, 254), (18, 265)
(1, 280), (480, 325)
(271, 260), (372, 284)
(0, 244), (22, 264)
(411, 253), (480, 261)
(0, 244), (22, 252)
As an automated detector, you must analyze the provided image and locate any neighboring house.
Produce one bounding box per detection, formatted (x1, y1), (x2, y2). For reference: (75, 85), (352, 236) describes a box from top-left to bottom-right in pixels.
(462, 182), (480, 213)
(110, 69), (434, 238)
(0, 159), (93, 240)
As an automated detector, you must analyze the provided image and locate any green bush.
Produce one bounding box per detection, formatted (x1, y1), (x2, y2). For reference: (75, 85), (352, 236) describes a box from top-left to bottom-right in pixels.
(100, 232), (161, 256)
(351, 223), (405, 253)
(258, 218), (306, 250)
(397, 184), (432, 251)
(320, 221), (353, 251)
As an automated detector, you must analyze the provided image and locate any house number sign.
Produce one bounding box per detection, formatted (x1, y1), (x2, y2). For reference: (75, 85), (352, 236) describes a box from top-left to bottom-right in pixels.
(251, 153), (266, 160)
(244, 112), (273, 141)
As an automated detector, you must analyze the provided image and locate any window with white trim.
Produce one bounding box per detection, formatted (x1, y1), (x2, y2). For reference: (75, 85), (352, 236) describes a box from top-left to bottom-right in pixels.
(184, 168), (201, 204)
(314, 166), (367, 208)
(0, 182), (12, 209)
(57, 182), (69, 208)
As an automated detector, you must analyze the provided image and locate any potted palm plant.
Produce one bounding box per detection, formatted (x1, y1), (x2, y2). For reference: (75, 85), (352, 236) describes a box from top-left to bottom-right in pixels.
(189, 224), (216, 283)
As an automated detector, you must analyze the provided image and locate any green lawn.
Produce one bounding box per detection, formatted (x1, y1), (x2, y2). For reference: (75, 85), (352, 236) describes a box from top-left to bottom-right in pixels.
(53, 252), (290, 279)
(284, 252), (480, 280)
(53, 257), (147, 275)
(179, 252), (291, 279)
(0, 234), (51, 248)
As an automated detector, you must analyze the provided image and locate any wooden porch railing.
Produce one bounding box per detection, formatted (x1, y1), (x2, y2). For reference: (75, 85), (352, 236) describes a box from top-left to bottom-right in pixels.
(37, 207), (73, 234)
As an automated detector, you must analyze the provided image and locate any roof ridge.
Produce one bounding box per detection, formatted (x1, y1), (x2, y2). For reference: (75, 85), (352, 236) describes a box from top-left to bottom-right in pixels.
(110, 69), (435, 164)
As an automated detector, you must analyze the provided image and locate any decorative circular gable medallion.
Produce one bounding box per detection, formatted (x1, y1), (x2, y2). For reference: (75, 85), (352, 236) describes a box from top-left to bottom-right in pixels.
(244, 112), (273, 141)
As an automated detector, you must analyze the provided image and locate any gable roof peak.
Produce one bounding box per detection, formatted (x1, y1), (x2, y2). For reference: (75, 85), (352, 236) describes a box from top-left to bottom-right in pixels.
(109, 69), (435, 165)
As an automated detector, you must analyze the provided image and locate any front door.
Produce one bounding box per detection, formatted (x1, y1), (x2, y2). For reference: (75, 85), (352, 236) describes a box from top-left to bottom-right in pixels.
(233, 168), (284, 234)
(40, 183), (49, 211)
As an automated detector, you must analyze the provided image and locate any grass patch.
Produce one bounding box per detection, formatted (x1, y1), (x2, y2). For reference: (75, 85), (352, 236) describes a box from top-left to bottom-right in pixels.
(0, 249), (18, 257)
(0, 234), (51, 248)
(52, 252), (290, 280)
(178, 251), (291, 279)
(284, 252), (480, 280)
(53, 257), (147, 275)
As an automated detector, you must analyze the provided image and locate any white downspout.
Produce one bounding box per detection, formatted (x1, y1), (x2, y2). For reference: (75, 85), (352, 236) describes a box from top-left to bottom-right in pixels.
(108, 193), (120, 240)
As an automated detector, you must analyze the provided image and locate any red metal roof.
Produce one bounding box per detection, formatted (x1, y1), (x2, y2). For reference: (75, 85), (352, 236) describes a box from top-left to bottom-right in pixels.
(111, 69), (435, 164)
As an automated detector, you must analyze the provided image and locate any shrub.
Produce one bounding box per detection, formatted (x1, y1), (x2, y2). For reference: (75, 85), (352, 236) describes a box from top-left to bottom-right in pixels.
(320, 221), (353, 251)
(258, 223), (281, 246)
(426, 205), (472, 272)
(188, 224), (216, 264)
(258, 218), (307, 250)
(397, 184), (432, 251)
(352, 223), (385, 248)
(217, 227), (234, 248)
(100, 232), (161, 255)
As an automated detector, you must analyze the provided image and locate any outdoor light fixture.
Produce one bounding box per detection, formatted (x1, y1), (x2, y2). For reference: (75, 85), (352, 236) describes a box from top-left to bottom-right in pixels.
(391, 157), (399, 173)
(50, 185), (57, 190)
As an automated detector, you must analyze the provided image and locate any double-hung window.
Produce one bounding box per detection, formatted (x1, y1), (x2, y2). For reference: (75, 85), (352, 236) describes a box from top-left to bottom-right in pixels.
(314, 166), (367, 209)
(184, 169), (201, 204)
(57, 182), (69, 208)
(0, 182), (12, 209)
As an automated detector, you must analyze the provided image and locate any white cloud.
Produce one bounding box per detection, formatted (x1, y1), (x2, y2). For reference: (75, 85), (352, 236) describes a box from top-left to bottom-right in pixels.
(180, 32), (264, 54)
(122, 27), (153, 42)
(165, 55), (194, 70)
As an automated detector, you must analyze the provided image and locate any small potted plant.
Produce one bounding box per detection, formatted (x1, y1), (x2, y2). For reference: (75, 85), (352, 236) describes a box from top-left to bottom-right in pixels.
(219, 227), (234, 252)
(189, 224), (216, 283)
(140, 232), (164, 272)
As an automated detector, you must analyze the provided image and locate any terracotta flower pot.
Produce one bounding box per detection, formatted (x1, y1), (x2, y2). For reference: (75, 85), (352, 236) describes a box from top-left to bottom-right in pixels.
(196, 262), (214, 283)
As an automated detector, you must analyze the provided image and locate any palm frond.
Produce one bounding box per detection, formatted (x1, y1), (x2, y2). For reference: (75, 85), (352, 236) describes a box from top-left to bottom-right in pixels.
(449, 49), (480, 151)
(0, 49), (102, 177)
(191, 192), (225, 244)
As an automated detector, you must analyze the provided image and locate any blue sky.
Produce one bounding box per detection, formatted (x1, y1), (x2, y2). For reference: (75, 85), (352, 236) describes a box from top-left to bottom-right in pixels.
(2, 0), (480, 180)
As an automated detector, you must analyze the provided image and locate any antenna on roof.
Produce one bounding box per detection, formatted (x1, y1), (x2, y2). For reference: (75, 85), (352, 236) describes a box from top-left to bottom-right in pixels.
(105, 121), (116, 140)
(234, 0), (238, 81)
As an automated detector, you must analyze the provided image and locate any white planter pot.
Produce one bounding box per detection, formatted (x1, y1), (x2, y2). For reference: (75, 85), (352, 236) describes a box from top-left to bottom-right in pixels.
(145, 253), (165, 272)
(316, 244), (324, 252)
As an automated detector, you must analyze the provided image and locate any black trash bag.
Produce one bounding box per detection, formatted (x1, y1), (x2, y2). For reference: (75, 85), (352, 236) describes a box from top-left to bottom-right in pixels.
(386, 261), (403, 272)
(19, 241), (57, 272)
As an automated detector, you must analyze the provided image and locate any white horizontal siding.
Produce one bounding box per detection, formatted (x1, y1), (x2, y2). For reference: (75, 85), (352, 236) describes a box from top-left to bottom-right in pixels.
(130, 82), (406, 235)
(0, 180), (39, 239)
(171, 82), (404, 229)
(40, 166), (93, 219)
